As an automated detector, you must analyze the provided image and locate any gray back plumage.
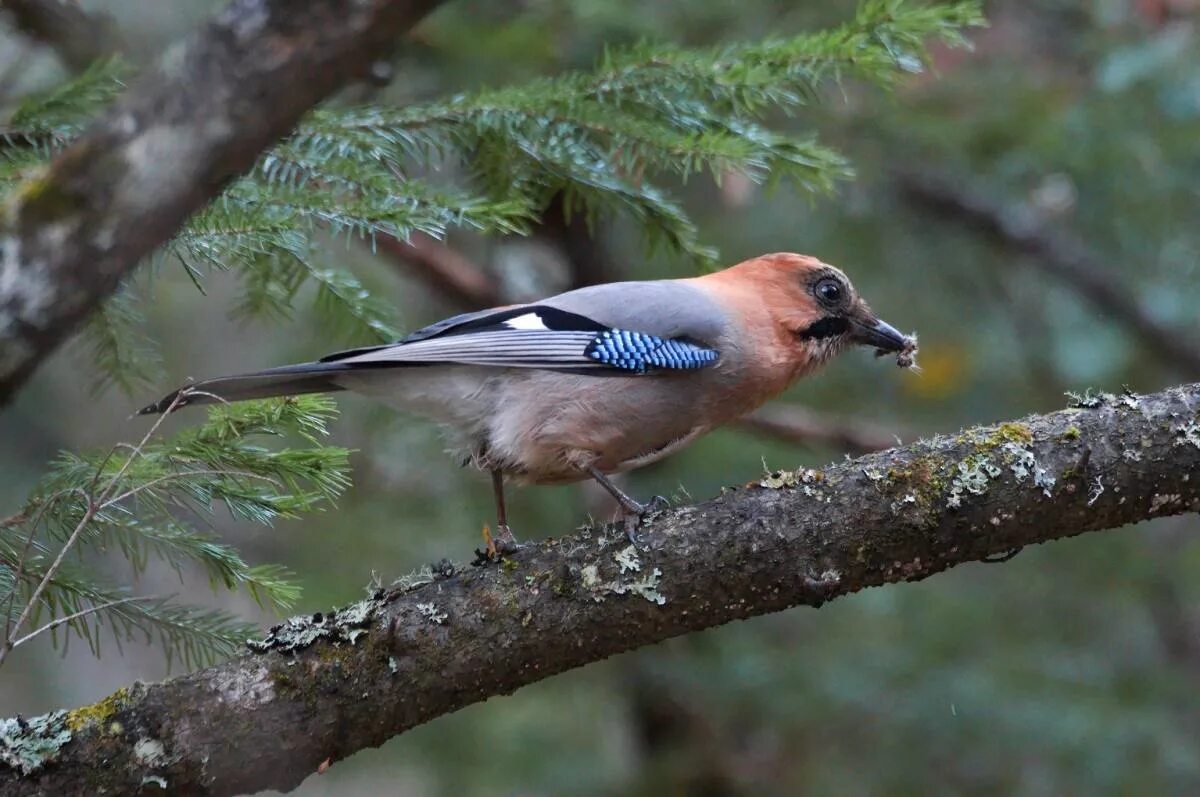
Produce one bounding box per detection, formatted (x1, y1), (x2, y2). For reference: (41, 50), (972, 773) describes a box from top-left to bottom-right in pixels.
(542, 280), (729, 344)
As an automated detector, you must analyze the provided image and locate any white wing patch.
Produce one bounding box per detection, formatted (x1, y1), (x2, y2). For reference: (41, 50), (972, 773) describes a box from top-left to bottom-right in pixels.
(502, 312), (550, 331)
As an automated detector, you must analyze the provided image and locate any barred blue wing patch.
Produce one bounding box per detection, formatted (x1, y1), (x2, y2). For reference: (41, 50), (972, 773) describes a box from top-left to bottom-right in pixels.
(584, 329), (719, 373)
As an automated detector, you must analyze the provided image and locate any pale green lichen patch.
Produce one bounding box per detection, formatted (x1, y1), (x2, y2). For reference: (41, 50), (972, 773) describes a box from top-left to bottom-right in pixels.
(211, 664), (275, 706)
(247, 593), (389, 654)
(1065, 387), (1140, 410)
(999, 442), (1056, 497)
(1173, 422), (1200, 449)
(391, 566), (435, 593)
(758, 468), (828, 500)
(579, 549), (667, 605)
(0, 710), (72, 775)
(608, 568), (667, 605)
(946, 457), (1001, 508)
(133, 737), (168, 768)
(614, 545), (641, 573)
(1066, 388), (1113, 408)
(759, 468), (823, 489)
(415, 603), (447, 624)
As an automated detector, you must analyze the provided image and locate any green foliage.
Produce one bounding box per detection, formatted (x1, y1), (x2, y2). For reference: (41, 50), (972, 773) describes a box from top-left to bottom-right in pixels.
(2, 0), (982, 394)
(77, 285), (160, 394)
(0, 1), (983, 672)
(0, 396), (350, 669)
(1, 57), (128, 154)
(287, 0), (981, 265)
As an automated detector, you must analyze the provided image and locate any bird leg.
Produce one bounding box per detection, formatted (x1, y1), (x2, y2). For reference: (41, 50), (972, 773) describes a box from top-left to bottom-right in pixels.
(586, 466), (669, 542)
(487, 469), (519, 555)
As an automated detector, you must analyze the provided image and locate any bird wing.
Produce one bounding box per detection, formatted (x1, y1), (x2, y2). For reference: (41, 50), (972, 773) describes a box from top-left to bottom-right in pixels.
(317, 305), (720, 374)
(138, 283), (729, 415)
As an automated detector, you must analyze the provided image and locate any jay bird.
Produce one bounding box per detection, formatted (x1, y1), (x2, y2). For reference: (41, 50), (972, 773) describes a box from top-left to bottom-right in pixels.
(140, 252), (915, 549)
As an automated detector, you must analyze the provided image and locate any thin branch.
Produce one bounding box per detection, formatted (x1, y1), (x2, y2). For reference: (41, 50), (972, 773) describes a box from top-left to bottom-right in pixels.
(735, 404), (902, 454)
(897, 170), (1200, 376)
(375, 232), (503, 308)
(2, 486), (85, 641)
(99, 468), (282, 510)
(0, 0), (449, 406)
(6, 596), (150, 651)
(4, 381), (1198, 796)
(0, 389), (182, 667)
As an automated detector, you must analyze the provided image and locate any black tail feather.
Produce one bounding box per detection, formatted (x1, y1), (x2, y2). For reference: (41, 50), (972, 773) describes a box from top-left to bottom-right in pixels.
(136, 362), (353, 416)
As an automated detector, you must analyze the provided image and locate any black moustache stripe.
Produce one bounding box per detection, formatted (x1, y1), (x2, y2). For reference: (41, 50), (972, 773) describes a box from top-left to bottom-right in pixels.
(798, 316), (848, 340)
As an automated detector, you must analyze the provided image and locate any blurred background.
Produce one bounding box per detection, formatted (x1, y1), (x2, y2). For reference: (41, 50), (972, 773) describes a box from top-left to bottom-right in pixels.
(3, 0), (1200, 794)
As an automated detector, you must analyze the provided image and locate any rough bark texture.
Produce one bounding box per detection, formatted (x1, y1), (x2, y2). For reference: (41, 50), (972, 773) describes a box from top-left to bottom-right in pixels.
(3, 382), (1199, 796)
(0, 0), (447, 406)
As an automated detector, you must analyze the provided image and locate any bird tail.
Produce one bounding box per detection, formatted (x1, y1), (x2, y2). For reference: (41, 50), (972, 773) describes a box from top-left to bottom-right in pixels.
(137, 362), (355, 415)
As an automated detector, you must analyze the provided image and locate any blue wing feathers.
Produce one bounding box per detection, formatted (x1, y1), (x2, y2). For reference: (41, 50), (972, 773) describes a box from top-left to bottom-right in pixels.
(584, 329), (719, 373)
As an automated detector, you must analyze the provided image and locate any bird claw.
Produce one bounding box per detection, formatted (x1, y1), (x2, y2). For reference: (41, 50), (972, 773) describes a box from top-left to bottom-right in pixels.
(642, 495), (671, 515)
(622, 516), (642, 545)
(477, 523), (521, 564)
(493, 524), (521, 555)
(621, 495), (670, 545)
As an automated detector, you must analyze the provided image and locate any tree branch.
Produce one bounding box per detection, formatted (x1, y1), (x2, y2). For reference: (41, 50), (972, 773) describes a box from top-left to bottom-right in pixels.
(375, 232), (503, 308)
(4, 382), (1199, 795)
(897, 171), (1200, 376)
(735, 403), (902, 454)
(0, 0), (448, 406)
(0, 0), (123, 72)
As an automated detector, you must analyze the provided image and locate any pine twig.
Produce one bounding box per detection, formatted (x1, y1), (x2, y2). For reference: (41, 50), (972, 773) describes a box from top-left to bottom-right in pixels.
(0, 390), (186, 668)
(6, 596), (151, 651)
(99, 468), (283, 510)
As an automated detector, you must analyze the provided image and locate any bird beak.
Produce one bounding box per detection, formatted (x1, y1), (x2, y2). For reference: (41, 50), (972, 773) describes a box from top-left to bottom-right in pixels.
(848, 317), (910, 354)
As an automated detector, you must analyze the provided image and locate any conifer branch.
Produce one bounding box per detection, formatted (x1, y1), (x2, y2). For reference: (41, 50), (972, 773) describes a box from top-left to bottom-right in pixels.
(0, 395), (349, 670)
(0, 0), (448, 405)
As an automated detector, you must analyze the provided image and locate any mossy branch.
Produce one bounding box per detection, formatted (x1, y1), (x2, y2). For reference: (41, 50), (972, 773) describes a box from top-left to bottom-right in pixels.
(3, 382), (1197, 795)
(0, 0), (449, 406)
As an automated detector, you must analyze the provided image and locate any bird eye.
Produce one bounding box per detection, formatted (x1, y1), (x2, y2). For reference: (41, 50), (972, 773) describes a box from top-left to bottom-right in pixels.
(814, 278), (844, 306)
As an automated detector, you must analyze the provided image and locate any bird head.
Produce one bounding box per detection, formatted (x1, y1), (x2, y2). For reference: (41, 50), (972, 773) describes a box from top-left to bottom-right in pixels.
(710, 252), (916, 372)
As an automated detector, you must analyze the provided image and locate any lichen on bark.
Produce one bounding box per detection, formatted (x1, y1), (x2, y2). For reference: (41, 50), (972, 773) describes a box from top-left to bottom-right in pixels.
(2, 382), (1198, 797)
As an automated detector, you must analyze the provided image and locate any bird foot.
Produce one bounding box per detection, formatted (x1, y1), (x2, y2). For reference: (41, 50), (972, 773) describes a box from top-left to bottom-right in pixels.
(477, 523), (521, 563)
(641, 495), (672, 515)
(621, 495), (670, 544)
